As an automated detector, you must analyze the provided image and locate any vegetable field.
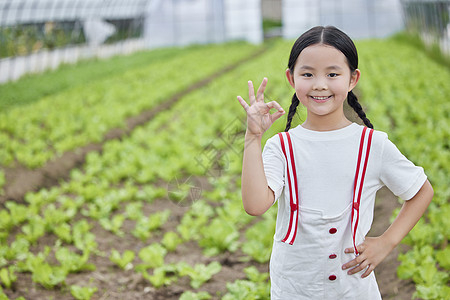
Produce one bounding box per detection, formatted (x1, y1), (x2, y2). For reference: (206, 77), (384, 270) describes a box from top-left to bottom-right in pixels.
(0, 36), (449, 300)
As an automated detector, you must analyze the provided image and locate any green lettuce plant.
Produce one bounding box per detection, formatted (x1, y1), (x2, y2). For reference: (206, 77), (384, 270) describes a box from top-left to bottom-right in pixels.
(136, 243), (167, 271)
(161, 231), (183, 252)
(142, 264), (178, 288)
(179, 291), (212, 300)
(199, 218), (239, 256)
(177, 261), (221, 289)
(0, 266), (17, 289)
(70, 285), (98, 300)
(55, 247), (95, 273)
(109, 249), (135, 270)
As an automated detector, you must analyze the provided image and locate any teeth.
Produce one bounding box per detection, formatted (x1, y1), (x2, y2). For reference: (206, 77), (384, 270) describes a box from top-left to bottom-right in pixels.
(312, 96), (330, 100)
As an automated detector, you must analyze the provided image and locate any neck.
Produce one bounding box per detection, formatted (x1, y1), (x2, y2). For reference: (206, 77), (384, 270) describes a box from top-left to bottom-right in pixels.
(301, 112), (352, 131)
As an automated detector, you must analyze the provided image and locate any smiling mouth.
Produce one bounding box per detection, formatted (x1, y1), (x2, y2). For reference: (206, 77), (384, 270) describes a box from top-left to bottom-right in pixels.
(310, 95), (332, 102)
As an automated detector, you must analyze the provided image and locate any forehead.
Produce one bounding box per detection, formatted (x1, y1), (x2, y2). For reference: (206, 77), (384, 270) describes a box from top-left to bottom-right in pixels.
(295, 44), (349, 70)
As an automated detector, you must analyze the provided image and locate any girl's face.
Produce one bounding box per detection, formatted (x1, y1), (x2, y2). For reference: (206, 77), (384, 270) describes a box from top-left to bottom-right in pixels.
(286, 44), (360, 121)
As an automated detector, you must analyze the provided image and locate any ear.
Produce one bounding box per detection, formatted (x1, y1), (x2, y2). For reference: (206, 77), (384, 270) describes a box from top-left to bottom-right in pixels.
(349, 69), (361, 92)
(286, 68), (295, 89)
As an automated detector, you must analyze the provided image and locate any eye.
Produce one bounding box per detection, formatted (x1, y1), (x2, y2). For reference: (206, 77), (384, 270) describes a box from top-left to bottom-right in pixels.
(328, 73), (339, 78)
(302, 73), (313, 78)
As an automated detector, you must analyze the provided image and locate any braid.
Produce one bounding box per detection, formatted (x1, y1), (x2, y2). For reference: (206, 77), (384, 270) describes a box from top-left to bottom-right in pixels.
(284, 93), (300, 131)
(347, 90), (373, 129)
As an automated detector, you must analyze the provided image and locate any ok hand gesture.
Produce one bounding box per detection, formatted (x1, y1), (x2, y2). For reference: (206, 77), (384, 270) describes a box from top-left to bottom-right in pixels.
(237, 77), (286, 137)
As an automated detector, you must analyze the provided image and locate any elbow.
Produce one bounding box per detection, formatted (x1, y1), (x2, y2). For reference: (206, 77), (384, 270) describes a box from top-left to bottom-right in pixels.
(241, 187), (273, 216)
(243, 204), (265, 216)
(242, 197), (270, 216)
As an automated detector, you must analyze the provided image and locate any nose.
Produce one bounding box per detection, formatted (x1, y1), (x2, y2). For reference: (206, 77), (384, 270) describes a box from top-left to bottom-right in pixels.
(313, 77), (328, 90)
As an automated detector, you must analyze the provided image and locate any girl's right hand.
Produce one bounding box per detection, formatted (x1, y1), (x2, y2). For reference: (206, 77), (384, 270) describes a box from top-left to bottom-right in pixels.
(237, 77), (286, 137)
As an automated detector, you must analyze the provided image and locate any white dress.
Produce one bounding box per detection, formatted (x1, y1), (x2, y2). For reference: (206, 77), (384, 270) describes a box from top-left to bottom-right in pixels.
(262, 123), (427, 300)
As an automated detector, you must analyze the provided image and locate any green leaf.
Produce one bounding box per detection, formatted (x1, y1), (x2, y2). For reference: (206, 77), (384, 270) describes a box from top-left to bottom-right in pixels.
(161, 231), (183, 252)
(99, 214), (125, 237)
(53, 223), (72, 243)
(142, 264), (178, 288)
(176, 261), (222, 289)
(70, 285), (98, 300)
(179, 291), (212, 300)
(136, 243), (167, 270)
(21, 216), (46, 244)
(31, 263), (67, 289)
(109, 249), (135, 270)
(5, 202), (28, 226)
(199, 219), (239, 256)
(0, 266), (17, 289)
(244, 266), (269, 283)
(55, 247), (95, 273)
(436, 247), (450, 270)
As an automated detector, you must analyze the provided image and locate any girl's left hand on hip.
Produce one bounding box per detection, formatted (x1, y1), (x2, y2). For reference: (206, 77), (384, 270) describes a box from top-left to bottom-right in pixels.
(341, 236), (394, 278)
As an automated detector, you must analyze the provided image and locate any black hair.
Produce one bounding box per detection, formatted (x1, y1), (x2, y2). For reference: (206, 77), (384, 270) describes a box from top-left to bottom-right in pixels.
(284, 25), (373, 131)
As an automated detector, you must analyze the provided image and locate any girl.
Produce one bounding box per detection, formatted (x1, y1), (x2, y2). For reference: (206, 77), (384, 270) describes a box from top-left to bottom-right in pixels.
(237, 26), (433, 299)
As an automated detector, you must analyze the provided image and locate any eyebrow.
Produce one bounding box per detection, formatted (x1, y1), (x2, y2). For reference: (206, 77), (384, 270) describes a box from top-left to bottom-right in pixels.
(299, 65), (343, 70)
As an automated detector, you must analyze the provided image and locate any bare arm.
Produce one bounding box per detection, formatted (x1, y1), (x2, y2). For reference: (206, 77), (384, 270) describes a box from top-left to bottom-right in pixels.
(380, 179), (433, 247)
(237, 78), (285, 216)
(343, 179), (434, 277)
(241, 131), (276, 216)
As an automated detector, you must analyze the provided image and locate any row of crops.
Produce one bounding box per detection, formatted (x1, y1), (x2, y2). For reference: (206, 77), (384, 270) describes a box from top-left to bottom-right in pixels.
(0, 35), (449, 299)
(0, 42), (260, 169)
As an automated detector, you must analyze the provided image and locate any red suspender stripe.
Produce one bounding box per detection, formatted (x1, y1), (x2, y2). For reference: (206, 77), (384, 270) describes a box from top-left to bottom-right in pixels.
(277, 132), (299, 245)
(278, 133), (294, 242)
(286, 133), (299, 243)
(351, 127), (374, 255)
(351, 127), (366, 254)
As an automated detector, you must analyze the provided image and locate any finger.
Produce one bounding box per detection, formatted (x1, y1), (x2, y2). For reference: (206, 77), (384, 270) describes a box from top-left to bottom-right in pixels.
(266, 101), (285, 123)
(248, 81), (256, 105)
(270, 111), (286, 123)
(346, 243), (365, 254)
(256, 77), (268, 102)
(342, 255), (363, 270)
(344, 247), (354, 254)
(347, 261), (369, 275)
(266, 101), (285, 113)
(361, 265), (374, 278)
(237, 96), (250, 112)
(342, 258), (356, 270)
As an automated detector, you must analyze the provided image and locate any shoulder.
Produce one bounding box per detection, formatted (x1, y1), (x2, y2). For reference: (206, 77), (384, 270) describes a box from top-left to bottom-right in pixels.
(370, 128), (398, 154)
(351, 125), (390, 163)
(354, 124), (389, 148)
(371, 128), (389, 145)
(366, 127), (408, 163)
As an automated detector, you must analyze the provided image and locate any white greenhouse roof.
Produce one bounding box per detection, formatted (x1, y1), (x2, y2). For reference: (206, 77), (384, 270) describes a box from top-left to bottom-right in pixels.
(0, 0), (150, 25)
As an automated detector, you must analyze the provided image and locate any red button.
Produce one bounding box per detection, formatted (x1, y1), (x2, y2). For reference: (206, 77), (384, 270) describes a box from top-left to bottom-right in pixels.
(329, 228), (337, 234)
(329, 275), (337, 281)
(329, 254), (337, 259)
